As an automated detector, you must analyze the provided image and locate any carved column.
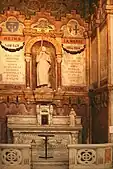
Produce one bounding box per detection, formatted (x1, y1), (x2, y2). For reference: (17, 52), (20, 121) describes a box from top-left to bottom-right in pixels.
(84, 31), (90, 86)
(106, 6), (113, 142)
(56, 100), (63, 115)
(70, 131), (79, 144)
(107, 0), (110, 4)
(56, 54), (62, 89)
(25, 53), (31, 89)
(7, 128), (12, 143)
(89, 33), (92, 84)
(13, 132), (20, 143)
(96, 21), (101, 88)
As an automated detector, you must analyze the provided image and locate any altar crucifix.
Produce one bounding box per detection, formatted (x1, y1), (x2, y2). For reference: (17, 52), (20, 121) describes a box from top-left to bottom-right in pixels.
(38, 134), (54, 159)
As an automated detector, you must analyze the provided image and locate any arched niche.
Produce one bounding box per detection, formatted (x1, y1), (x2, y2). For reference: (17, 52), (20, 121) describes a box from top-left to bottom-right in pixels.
(31, 40), (56, 89)
(25, 36), (61, 54)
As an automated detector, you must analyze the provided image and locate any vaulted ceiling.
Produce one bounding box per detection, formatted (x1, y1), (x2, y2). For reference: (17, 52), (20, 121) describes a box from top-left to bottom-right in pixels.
(0, 0), (98, 20)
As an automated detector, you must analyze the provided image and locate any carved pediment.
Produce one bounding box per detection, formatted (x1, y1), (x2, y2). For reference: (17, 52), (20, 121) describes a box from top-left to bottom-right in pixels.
(31, 18), (55, 33)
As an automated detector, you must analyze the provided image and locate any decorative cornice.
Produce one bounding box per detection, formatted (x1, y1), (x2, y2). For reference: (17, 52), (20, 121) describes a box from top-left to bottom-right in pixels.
(0, 1), (94, 20)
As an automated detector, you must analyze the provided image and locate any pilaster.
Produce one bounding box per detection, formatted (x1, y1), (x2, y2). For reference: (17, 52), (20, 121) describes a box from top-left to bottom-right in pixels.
(84, 31), (90, 86)
(96, 21), (101, 88)
(106, 3), (113, 142)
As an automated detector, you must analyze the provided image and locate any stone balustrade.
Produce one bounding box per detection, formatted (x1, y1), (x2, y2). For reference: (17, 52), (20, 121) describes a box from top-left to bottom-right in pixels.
(0, 143), (113, 169)
(68, 143), (113, 169)
(0, 144), (31, 169)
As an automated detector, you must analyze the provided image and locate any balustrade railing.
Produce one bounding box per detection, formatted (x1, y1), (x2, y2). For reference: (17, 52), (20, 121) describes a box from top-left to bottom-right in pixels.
(0, 143), (113, 169)
(0, 144), (31, 169)
(68, 143), (113, 169)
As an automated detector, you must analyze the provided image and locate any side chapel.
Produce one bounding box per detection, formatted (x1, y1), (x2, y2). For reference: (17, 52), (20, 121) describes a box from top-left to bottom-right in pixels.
(0, 5), (88, 144)
(0, 0), (113, 168)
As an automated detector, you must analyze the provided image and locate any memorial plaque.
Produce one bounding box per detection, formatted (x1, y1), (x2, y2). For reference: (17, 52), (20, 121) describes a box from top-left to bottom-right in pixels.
(61, 45), (86, 86)
(0, 41), (25, 85)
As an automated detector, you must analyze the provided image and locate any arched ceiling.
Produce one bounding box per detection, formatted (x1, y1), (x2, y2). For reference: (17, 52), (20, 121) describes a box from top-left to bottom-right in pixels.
(0, 0), (98, 20)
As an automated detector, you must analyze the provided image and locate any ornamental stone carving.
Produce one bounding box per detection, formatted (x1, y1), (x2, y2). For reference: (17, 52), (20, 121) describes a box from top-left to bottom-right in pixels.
(2, 148), (22, 165)
(77, 149), (96, 165)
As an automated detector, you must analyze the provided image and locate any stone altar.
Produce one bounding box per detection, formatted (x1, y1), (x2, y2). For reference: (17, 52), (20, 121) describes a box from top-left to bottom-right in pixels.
(7, 105), (82, 169)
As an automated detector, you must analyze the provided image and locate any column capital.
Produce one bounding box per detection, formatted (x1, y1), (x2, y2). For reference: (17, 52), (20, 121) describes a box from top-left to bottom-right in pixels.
(25, 53), (31, 62)
(106, 5), (113, 14)
(83, 31), (89, 39)
(56, 54), (62, 63)
(25, 53), (31, 56)
(95, 20), (100, 28)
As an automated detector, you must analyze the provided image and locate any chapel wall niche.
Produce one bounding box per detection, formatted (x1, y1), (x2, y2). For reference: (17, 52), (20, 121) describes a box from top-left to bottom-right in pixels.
(0, 9), (90, 143)
(31, 40), (56, 90)
(0, 9), (88, 91)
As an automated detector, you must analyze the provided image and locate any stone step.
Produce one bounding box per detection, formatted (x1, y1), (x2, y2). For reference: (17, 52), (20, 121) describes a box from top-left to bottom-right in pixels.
(32, 161), (69, 169)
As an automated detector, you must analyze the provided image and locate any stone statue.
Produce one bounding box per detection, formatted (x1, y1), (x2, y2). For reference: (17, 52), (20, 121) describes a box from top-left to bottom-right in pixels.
(36, 46), (51, 87)
(69, 108), (76, 127)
